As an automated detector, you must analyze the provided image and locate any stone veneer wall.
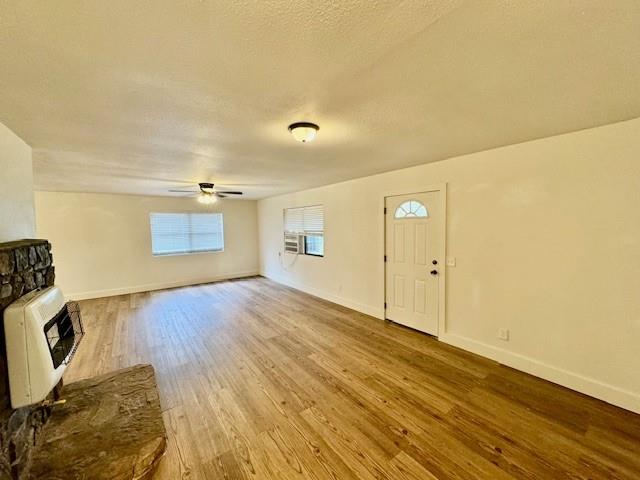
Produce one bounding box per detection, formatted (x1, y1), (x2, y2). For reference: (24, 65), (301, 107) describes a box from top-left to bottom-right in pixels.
(0, 240), (55, 479)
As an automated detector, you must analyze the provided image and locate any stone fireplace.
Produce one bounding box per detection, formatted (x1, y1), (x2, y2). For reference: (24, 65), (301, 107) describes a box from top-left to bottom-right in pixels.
(0, 239), (165, 479)
(0, 239), (55, 479)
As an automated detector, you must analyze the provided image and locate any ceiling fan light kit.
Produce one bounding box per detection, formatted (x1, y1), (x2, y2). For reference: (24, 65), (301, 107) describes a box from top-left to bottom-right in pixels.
(197, 193), (218, 204)
(288, 122), (319, 143)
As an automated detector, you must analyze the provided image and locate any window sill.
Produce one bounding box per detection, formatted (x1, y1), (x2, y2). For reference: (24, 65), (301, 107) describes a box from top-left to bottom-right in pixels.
(152, 249), (224, 257)
(284, 252), (324, 258)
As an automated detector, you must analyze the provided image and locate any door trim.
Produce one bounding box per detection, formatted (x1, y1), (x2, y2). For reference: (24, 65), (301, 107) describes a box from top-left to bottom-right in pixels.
(382, 184), (447, 337)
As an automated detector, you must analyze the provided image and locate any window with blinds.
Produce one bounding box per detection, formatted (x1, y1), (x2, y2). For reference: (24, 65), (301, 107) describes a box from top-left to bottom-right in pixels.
(149, 213), (224, 256)
(283, 205), (324, 256)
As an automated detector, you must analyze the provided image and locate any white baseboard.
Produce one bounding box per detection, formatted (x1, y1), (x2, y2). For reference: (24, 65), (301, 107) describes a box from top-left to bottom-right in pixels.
(439, 332), (640, 414)
(65, 270), (259, 301)
(261, 271), (385, 319)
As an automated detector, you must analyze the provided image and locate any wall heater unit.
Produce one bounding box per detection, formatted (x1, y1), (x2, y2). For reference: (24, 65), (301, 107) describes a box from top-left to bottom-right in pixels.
(4, 286), (83, 408)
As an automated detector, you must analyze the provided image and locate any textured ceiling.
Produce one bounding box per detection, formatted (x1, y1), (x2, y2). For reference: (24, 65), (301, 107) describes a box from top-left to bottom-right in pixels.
(1, 1), (639, 199)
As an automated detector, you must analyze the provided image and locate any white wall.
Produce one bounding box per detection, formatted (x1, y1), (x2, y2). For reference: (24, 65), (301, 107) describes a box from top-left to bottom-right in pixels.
(35, 192), (259, 299)
(0, 123), (35, 241)
(258, 118), (640, 413)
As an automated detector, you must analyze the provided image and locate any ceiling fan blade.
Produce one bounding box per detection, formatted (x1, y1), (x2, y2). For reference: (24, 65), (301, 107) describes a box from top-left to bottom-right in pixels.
(215, 193), (227, 198)
(216, 191), (243, 195)
(168, 189), (198, 193)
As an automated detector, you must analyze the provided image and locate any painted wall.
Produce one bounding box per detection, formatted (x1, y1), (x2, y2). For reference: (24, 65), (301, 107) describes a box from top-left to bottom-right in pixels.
(0, 123), (35, 241)
(258, 118), (640, 413)
(0, 125), (42, 479)
(35, 192), (259, 299)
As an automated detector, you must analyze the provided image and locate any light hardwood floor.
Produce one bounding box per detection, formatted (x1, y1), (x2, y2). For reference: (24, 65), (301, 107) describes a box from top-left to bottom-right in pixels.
(64, 277), (640, 479)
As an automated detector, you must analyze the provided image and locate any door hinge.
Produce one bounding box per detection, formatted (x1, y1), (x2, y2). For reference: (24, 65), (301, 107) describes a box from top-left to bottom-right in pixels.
(384, 302), (387, 309)
(384, 255), (387, 262)
(384, 207), (387, 214)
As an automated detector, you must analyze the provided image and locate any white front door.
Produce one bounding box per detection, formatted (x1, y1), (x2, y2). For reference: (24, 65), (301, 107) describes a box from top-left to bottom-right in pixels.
(385, 191), (442, 335)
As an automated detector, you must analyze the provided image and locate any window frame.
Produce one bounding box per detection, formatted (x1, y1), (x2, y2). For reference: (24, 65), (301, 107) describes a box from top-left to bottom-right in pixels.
(149, 212), (225, 257)
(283, 205), (324, 257)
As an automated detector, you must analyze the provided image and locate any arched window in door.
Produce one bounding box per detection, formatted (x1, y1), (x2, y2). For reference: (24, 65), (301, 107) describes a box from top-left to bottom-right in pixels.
(394, 200), (428, 219)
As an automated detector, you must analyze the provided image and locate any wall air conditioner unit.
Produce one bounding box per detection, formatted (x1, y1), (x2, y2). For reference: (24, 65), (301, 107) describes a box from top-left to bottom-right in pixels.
(284, 233), (304, 254)
(4, 286), (84, 408)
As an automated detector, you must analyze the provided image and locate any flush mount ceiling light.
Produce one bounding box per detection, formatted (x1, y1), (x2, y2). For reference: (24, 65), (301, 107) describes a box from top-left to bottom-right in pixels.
(288, 122), (319, 143)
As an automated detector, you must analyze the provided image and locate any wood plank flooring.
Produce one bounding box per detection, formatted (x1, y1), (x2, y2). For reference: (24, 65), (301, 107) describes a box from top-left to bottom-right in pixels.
(64, 277), (640, 479)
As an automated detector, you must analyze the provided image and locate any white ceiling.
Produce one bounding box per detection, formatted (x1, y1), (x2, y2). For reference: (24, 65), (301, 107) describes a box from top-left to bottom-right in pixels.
(1, 1), (639, 199)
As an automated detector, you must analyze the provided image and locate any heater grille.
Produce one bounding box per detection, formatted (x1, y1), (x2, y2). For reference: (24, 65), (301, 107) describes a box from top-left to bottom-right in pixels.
(43, 301), (84, 369)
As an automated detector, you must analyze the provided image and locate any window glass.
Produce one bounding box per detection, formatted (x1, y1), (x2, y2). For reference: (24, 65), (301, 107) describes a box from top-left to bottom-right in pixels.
(394, 200), (428, 218)
(150, 213), (224, 255)
(305, 235), (324, 256)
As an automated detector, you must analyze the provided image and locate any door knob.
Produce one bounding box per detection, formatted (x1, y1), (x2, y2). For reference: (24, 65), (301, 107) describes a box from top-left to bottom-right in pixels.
(430, 270), (438, 276)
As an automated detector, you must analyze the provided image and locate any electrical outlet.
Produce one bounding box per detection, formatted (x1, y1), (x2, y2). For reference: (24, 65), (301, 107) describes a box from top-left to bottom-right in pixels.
(446, 257), (456, 267)
(498, 328), (510, 341)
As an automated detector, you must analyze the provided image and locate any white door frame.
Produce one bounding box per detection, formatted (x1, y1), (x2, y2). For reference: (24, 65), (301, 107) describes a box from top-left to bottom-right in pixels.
(381, 184), (447, 336)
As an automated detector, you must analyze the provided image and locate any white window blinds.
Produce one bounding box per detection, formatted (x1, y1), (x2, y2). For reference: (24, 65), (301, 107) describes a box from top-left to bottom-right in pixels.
(284, 205), (324, 234)
(150, 213), (224, 255)
(284, 207), (305, 233)
(303, 205), (324, 234)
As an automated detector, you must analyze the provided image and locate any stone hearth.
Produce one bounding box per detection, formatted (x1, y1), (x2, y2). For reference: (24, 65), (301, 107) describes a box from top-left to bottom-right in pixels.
(28, 365), (166, 480)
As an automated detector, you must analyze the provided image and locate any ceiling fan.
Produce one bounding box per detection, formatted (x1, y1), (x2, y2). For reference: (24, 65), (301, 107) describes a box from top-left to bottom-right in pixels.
(169, 182), (243, 204)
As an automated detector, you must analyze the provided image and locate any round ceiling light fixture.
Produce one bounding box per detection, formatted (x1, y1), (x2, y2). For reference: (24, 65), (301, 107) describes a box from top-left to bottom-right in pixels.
(288, 122), (319, 143)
